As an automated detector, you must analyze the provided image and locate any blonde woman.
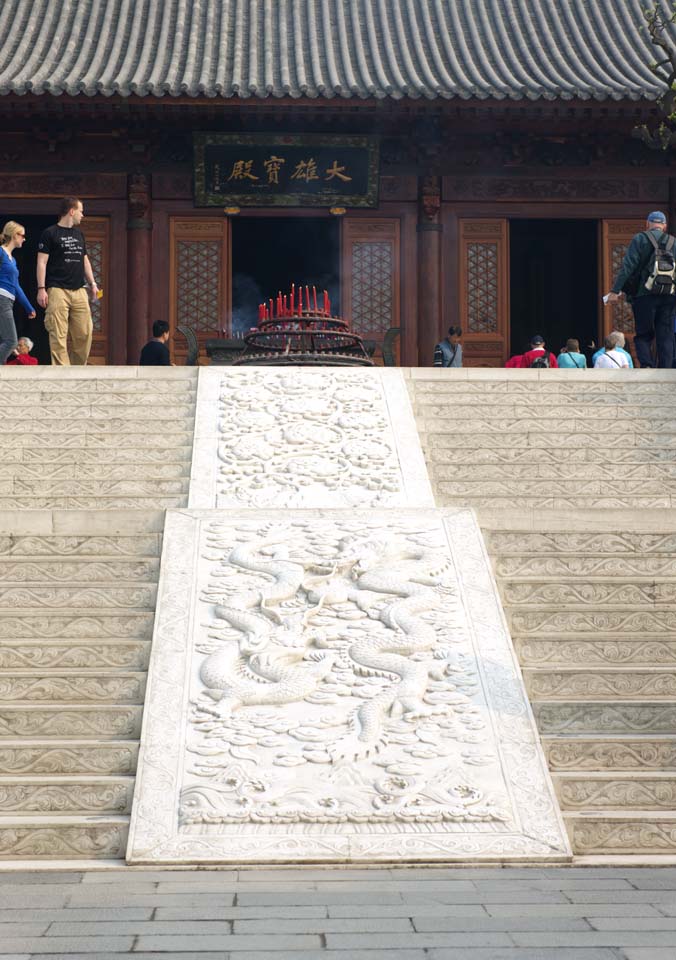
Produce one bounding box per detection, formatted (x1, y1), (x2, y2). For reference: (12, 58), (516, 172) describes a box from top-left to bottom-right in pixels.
(0, 221), (36, 365)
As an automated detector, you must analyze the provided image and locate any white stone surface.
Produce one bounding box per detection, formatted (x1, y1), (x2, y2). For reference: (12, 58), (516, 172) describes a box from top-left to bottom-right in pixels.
(127, 507), (569, 863)
(189, 368), (434, 510)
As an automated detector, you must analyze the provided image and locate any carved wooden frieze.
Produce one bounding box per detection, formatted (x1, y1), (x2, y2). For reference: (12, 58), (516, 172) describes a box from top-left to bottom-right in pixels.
(444, 177), (668, 202)
(189, 369), (434, 510)
(127, 508), (569, 863)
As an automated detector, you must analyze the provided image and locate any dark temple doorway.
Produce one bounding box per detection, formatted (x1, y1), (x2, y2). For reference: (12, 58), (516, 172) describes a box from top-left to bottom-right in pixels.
(9, 215), (54, 364)
(509, 219), (598, 361)
(231, 217), (340, 336)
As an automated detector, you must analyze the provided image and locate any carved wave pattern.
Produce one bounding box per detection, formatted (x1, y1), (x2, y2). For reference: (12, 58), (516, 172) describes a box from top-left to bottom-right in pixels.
(0, 497), (185, 510)
(0, 536), (160, 557)
(215, 372), (403, 509)
(0, 708), (141, 738)
(512, 612), (676, 635)
(558, 779), (676, 809)
(0, 561), (156, 582)
(505, 582), (676, 606)
(0, 615), (153, 640)
(518, 640), (676, 667)
(571, 820), (676, 854)
(0, 825), (126, 858)
(546, 741), (676, 771)
(0, 744), (137, 774)
(0, 783), (131, 813)
(0, 643), (149, 670)
(497, 557), (676, 578)
(528, 672), (676, 700)
(535, 703), (676, 735)
(0, 676), (145, 703)
(0, 587), (155, 609)
(486, 533), (676, 555)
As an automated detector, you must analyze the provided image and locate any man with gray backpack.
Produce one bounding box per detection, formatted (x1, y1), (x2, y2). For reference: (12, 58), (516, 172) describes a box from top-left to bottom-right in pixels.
(606, 211), (676, 368)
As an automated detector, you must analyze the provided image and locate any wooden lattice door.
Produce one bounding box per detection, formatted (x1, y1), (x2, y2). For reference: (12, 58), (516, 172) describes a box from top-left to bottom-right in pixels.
(342, 218), (400, 363)
(170, 218), (231, 363)
(600, 219), (644, 362)
(459, 219), (509, 366)
(80, 218), (110, 364)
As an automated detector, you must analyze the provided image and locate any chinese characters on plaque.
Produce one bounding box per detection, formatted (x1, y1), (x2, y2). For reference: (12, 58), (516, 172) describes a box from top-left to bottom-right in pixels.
(194, 134), (379, 207)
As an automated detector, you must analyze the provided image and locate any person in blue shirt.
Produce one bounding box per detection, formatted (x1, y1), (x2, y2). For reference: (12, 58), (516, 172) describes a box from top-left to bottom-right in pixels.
(557, 338), (587, 369)
(591, 331), (634, 368)
(0, 221), (36, 365)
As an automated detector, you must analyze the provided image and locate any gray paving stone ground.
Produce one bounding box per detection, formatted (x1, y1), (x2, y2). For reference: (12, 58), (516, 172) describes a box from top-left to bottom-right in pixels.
(0, 867), (674, 958)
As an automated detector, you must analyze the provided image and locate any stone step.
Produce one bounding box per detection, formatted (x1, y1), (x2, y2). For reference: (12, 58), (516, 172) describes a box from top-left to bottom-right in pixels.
(0, 496), (187, 509)
(542, 736), (676, 772)
(0, 815), (128, 859)
(3, 478), (189, 496)
(437, 479), (676, 497)
(0, 612), (154, 640)
(422, 432), (676, 449)
(554, 772), (676, 811)
(496, 556), (676, 578)
(427, 447), (676, 464)
(2, 421), (195, 437)
(439, 495), (674, 510)
(485, 531), (676, 555)
(2, 431), (194, 448)
(511, 610), (676, 636)
(563, 811), (676, 856)
(503, 581), (676, 607)
(532, 700), (676, 735)
(0, 739), (139, 775)
(0, 672), (147, 704)
(0, 776), (135, 814)
(410, 378), (676, 395)
(432, 463), (676, 481)
(0, 584), (157, 608)
(0, 463), (190, 480)
(418, 416), (676, 434)
(0, 559), (159, 582)
(515, 637), (676, 668)
(15, 446), (193, 464)
(416, 403), (676, 420)
(4, 404), (196, 420)
(0, 640), (150, 670)
(0, 705), (143, 740)
(0, 535), (161, 558)
(0, 390), (196, 405)
(525, 668), (676, 701)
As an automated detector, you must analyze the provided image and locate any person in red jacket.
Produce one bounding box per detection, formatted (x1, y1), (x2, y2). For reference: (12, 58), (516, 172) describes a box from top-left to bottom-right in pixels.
(519, 335), (558, 368)
(6, 336), (38, 365)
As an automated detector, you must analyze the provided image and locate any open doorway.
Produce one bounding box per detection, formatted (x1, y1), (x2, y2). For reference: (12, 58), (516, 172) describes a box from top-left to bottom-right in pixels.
(509, 219), (598, 360)
(231, 217), (340, 335)
(8, 215), (53, 364)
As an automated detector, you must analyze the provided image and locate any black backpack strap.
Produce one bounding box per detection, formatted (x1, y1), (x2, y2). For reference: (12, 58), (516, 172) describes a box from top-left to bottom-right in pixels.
(645, 230), (660, 251)
(666, 235), (676, 253)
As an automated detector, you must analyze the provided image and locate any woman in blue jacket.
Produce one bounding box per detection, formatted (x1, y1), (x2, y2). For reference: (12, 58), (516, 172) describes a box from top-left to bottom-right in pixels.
(0, 221), (36, 365)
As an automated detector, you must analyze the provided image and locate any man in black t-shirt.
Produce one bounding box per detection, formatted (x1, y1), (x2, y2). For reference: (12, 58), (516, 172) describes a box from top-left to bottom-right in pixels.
(140, 321), (173, 366)
(37, 197), (98, 365)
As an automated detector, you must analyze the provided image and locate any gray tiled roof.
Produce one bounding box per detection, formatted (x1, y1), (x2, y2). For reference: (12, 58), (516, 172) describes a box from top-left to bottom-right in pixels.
(0, 0), (671, 102)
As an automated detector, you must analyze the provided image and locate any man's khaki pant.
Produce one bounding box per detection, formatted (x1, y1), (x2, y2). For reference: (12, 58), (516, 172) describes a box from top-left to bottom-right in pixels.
(44, 287), (92, 365)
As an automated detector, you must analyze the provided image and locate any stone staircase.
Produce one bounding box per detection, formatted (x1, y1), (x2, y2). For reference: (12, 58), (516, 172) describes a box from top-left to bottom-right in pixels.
(409, 368), (676, 511)
(0, 368), (197, 510)
(0, 368), (196, 859)
(0, 511), (164, 859)
(410, 369), (676, 858)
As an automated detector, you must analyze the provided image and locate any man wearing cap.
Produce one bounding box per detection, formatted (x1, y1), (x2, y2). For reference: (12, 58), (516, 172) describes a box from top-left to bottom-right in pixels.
(519, 335), (558, 368)
(606, 211), (676, 368)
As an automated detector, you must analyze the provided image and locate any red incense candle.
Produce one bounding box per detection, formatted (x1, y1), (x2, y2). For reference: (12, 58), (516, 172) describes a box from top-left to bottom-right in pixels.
(313, 286), (318, 313)
(298, 286), (303, 313)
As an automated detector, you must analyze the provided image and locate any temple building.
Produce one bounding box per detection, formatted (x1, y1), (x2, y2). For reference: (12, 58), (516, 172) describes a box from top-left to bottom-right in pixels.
(0, 0), (674, 365)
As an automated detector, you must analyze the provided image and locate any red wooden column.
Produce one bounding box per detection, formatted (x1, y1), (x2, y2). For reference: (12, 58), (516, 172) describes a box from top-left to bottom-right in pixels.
(126, 173), (152, 364)
(417, 176), (442, 366)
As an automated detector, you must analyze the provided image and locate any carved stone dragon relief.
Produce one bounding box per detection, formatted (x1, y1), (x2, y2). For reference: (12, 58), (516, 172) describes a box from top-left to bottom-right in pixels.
(181, 515), (510, 830)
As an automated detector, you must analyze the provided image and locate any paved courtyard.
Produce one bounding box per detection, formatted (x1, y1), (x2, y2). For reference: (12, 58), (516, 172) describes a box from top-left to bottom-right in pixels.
(0, 867), (675, 959)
